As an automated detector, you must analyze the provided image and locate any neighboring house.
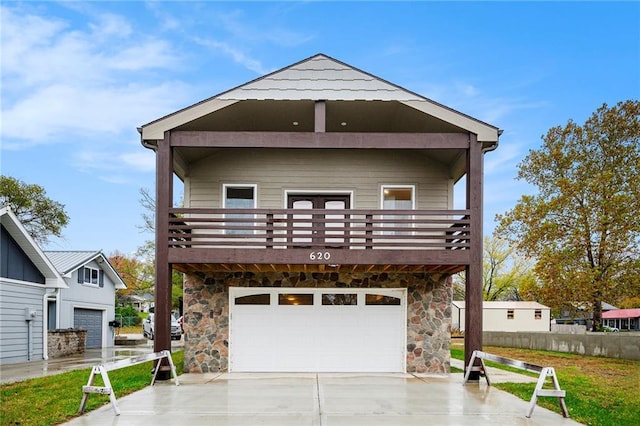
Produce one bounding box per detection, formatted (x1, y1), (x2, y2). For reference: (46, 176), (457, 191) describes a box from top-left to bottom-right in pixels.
(0, 207), (67, 365)
(556, 302), (618, 329)
(452, 301), (551, 333)
(140, 54), (500, 374)
(120, 293), (154, 313)
(44, 251), (127, 349)
(603, 308), (640, 331)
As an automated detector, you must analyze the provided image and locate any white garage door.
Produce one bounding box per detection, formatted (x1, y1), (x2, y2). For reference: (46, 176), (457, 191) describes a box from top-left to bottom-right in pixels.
(229, 287), (406, 372)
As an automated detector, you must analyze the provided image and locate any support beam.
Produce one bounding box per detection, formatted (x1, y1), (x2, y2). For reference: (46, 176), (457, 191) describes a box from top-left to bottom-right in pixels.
(154, 131), (173, 379)
(170, 131), (470, 149)
(315, 101), (326, 133)
(465, 133), (483, 380)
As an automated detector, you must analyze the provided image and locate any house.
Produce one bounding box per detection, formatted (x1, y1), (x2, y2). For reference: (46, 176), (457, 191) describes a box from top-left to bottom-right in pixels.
(139, 54), (500, 374)
(452, 301), (551, 333)
(603, 308), (640, 331)
(44, 251), (127, 349)
(0, 207), (67, 365)
(120, 293), (154, 313)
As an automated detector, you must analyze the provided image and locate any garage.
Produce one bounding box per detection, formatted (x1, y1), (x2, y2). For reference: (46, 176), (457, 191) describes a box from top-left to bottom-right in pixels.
(229, 287), (406, 372)
(74, 308), (103, 349)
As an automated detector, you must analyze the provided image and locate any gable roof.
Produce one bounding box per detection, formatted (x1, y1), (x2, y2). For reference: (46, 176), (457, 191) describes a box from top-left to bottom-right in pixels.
(140, 53), (500, 143)
(45, 250), (127, 290)
(0, 207), (67, 288)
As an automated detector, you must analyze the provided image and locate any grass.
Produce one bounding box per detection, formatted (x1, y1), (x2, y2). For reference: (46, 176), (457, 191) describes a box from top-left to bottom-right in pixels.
(0, 350), (183, 426)
(451, 344), (640, 426)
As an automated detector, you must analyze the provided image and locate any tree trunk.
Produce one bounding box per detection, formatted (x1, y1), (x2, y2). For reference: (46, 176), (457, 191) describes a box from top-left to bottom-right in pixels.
(592, 298), (602, 331)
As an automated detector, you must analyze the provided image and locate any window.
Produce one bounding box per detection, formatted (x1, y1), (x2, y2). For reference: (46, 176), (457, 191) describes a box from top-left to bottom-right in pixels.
(507, 309), (514, 320)
(278, 293), (313, 306)
(224, 184), (256, 234)
(322, 293), (357, 305)
(235, 294), (270, 305)
(535, 309), (542, 320)
(79, 266), (103, 287)
(381, 185), (414, 235)
(365, 294), (401, 305)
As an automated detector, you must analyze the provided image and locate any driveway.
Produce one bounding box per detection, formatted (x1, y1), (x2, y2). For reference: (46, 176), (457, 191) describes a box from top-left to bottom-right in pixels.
(66, 372), (581, 425)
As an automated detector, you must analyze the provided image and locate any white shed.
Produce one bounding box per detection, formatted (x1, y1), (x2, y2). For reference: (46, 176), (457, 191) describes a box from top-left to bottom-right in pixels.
(452, 301), (550, 332)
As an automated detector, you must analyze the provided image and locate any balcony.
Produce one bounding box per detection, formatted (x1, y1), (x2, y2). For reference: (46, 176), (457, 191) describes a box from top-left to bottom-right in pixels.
(166, 208), (471, 274)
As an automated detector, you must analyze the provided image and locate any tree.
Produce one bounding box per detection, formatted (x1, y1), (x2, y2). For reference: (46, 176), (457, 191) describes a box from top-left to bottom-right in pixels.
(452, 235), (537, 301)
(0, 175), (69, 245)
(109, 251), (155, 297)
(497, 100), (640, 331)
(136, 187), (184, 310)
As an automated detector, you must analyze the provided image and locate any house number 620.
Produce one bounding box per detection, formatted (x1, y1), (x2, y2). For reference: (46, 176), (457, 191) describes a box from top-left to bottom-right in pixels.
(309, 251), (331, 261)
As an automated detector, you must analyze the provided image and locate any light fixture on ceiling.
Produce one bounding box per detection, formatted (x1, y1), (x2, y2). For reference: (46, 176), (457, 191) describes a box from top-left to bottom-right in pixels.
(292, 121), (299, 126)
(340, 121), (347, 126)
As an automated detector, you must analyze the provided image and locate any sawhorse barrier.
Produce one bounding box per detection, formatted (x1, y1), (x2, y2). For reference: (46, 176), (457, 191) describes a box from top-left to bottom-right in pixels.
(78, 350), (179, 416)
(462, 350), (568, 418)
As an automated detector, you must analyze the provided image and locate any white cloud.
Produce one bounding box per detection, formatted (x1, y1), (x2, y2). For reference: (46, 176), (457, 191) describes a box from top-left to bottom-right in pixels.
(193, 37), (272, 75)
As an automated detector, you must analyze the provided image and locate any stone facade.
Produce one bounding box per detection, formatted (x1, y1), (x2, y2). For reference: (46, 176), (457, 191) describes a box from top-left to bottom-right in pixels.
(48, 329), (87, 358)
(183, 271), (452, 374)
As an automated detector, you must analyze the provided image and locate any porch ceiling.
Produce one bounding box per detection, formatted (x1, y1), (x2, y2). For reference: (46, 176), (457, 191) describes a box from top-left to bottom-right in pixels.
(173, 100), (467, 134)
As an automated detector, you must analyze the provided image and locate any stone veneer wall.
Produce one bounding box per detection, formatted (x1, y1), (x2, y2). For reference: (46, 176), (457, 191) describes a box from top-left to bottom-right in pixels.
(183, 271), (452, 374)
(48, 329), (87, 358)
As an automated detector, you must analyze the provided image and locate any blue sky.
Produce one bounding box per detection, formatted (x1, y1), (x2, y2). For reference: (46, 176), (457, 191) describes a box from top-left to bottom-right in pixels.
(1, 1), (639, 257)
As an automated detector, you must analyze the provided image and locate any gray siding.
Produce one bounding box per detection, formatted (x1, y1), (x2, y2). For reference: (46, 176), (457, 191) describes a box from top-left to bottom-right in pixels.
(185, 149), (453, 209)
(0, 280), (45, 364)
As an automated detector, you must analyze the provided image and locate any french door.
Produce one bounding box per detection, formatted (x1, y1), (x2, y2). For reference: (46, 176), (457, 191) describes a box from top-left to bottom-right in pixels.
(288, 194), (350, 247)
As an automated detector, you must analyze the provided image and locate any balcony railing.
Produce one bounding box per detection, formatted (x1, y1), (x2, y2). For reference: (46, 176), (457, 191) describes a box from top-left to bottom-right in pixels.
(167, 208), (470, 251)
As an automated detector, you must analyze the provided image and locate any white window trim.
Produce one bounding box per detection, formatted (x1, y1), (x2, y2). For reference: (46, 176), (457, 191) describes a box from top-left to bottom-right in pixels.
(81, 266), (100, 287)
(222, 184), (258, 208)
(380, 185), (416, 209)
(223, 184), (257, 235)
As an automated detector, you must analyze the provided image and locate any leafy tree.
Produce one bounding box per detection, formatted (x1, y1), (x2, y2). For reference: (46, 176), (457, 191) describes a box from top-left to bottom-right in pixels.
(109, 251), (155, 297)
(0, 175), (69, 245)
(497, 100), (640, 331)
(452, 235), (536, 301)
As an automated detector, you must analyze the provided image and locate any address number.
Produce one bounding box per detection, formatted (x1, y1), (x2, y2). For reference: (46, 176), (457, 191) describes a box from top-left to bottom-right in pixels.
(309, 251), (331, 261)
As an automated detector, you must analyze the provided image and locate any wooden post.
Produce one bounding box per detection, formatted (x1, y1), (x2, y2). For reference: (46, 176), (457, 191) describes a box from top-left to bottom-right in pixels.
(154, 131), (173, 379)
(465, 133), (483, 380)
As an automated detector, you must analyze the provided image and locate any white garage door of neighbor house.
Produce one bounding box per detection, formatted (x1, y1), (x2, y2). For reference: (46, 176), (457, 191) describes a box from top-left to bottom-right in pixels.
(229, 287), (406, 373)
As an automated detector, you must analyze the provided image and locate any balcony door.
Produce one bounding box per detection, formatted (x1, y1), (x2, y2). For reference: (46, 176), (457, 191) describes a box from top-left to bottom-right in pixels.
(288, 194), (350, 247)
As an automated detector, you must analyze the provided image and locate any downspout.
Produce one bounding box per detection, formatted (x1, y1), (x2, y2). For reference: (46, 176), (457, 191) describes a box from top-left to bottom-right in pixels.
(42, 289), (59, 360)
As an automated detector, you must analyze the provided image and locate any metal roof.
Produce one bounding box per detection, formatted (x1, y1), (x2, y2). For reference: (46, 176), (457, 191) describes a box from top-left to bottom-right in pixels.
(44, 250), (102, 275)
(44, 250), (127, 290)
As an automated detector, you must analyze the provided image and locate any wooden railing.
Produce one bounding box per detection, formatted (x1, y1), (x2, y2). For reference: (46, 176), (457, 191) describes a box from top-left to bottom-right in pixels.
(167, 208), (470, 251)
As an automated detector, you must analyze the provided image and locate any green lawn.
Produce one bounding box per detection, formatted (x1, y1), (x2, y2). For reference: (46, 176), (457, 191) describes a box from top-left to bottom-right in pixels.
(451, 345), (640, 426)
(0, 351), (183, 426)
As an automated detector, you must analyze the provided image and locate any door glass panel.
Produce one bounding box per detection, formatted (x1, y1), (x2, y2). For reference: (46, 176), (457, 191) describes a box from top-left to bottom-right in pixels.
(278, 293), (314, 305)
(235, 294), (271, 305)
(292, 199), (313, 244)
(324, 200), (345, 244)
(365, 294), (401, 305)
(322, 293), (357, 305)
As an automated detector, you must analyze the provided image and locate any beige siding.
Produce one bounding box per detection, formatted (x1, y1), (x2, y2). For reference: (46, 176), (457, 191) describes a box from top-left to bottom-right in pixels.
(184, 149), (453, 209)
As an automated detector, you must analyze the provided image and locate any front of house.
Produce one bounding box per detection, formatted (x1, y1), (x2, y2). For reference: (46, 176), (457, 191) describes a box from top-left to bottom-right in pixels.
(141, 54), (499, 374)
(45, 251), (127, 349)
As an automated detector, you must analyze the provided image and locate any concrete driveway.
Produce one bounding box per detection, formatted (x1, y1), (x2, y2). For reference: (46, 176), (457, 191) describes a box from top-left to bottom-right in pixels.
(66, 372), (581, 426)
